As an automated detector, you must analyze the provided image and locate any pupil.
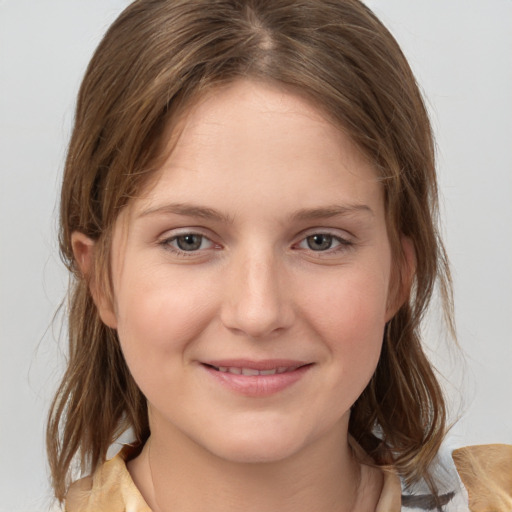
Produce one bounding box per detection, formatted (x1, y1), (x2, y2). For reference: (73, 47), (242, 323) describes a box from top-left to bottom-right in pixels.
(307, 234), (332, 251)
(177, 234), (202, 251)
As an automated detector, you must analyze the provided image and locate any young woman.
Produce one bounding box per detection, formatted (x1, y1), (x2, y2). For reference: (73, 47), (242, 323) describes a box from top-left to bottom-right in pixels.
(47, 1), (512, 510)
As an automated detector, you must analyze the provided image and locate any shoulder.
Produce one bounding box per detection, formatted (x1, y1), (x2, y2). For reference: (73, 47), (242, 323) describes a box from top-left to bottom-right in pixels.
(401, 443), (512, 512)
(452, 444), (512, 512)
(64, 442), (512, 512)
(65, 445), (152, 512)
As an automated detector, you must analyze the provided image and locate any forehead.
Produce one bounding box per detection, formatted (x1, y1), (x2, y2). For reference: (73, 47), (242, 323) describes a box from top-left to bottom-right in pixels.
(135, 79), (380, 212)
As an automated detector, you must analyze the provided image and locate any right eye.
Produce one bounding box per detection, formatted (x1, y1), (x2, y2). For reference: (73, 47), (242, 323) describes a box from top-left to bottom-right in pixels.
(161, 233), (217, 255)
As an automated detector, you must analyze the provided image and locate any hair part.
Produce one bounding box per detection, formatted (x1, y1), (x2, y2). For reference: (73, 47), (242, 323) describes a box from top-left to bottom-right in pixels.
(48, 0), (454, 502)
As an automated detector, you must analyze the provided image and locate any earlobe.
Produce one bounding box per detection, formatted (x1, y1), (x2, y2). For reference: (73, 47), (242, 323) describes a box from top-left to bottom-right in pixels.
(385, 236), (416, 322)
(71, 231), (118, 329)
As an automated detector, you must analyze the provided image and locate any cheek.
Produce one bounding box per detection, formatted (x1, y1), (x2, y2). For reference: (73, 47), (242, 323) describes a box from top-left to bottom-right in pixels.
(307, 264), (389, 335)
(301, 265), (390, 385)
(113, 264), (218, 381)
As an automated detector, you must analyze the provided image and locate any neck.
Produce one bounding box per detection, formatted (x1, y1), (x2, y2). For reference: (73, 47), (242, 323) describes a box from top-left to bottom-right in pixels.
(128, 420), (382, 512)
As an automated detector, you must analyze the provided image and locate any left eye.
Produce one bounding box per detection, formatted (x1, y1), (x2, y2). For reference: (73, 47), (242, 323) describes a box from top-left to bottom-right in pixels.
(166, 234), (214, 252)
(298, 234), (349, 252)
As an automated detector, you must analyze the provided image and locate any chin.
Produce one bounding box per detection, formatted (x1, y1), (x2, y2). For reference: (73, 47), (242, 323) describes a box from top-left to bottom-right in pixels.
(192, 415), (323, 465)
(207, 435), (304, 464)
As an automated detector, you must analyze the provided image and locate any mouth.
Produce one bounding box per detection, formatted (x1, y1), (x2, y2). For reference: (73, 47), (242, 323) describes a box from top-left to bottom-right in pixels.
(203, 364), (304, 376)
(200, 360), (313, 396)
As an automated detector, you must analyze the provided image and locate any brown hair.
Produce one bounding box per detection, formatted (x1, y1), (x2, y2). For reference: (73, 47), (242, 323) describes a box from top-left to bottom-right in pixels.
(48, 0), (454, 502)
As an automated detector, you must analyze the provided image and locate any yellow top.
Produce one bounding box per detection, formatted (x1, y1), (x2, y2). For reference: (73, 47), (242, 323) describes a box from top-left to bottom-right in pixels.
(65, 444), (512, 512)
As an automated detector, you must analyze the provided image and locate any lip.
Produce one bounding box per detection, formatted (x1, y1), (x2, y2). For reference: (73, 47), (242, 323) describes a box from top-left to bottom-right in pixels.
(200, 359), (313, 397)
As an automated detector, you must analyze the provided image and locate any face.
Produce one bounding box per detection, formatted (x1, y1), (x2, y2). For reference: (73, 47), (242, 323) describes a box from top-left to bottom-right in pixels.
(88, 80), (399, 463)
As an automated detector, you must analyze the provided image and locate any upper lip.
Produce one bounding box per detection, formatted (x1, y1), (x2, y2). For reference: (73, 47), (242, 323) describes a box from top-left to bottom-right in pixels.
(201, 359), (311, 371)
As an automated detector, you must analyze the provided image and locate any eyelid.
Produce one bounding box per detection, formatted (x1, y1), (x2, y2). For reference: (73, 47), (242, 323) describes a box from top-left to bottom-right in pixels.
(157, 226), (217, 242)
(295, 227), (354, 242)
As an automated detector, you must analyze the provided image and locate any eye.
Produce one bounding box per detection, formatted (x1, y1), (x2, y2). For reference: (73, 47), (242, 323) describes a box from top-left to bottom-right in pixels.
(305, 234), (335, 251)
(296, 232), (352, 253)
(161, 233), (216, 254)
(174, 234), (207, 251)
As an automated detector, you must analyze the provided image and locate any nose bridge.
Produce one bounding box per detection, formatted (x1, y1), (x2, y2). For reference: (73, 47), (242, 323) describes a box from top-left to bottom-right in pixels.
(221, 243), (292, 338)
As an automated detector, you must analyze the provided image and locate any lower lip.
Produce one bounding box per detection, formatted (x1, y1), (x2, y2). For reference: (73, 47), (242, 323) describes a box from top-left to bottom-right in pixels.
(201, 364), (312, 397)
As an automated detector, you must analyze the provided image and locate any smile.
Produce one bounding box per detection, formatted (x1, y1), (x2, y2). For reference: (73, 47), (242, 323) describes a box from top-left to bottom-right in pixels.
(200, 360), (313, 397)
(209, 365), (301, 376)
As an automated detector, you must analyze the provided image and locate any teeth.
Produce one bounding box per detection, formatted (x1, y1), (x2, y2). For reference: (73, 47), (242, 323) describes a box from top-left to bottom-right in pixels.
(213, 366), (296, 375)
(241, 368), (259, 376)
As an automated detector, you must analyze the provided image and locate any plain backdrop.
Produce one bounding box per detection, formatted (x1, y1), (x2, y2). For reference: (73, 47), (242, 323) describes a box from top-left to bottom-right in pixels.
(1, 1), (511, 511)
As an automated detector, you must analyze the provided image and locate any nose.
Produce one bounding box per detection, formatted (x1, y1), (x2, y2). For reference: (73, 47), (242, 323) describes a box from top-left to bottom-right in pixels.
(220, 247), (294, 339)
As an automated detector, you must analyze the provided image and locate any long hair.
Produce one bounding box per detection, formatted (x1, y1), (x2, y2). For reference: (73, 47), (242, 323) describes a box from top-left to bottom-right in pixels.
(48, 0), (453, 501)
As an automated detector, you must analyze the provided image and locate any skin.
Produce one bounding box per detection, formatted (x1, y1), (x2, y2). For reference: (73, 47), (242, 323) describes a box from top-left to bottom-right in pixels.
(73, 79), (411, 511)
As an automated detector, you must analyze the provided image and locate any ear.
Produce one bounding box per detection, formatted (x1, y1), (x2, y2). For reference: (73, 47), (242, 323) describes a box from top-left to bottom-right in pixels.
(385, 235), (416, 322)
(71, 231), (118, 329)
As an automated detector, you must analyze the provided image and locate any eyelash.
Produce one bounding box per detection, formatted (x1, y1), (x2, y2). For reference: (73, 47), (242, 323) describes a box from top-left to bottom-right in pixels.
(159, 231), (354, 258)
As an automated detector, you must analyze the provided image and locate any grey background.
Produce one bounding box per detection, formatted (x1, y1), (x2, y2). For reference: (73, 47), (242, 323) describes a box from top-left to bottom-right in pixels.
(1, 1), (511, 510)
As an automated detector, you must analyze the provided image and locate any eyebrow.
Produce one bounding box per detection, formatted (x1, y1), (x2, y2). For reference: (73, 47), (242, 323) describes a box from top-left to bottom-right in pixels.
(139, 202), (373, 223)
(290, 204), (374, 221)
(138, 203), (233, 223)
